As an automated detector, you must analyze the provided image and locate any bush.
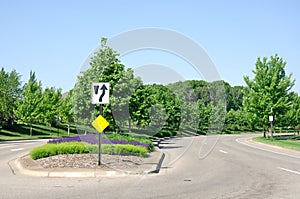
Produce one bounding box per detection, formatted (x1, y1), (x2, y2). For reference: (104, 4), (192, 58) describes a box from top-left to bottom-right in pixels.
(114, 144), (148, 157)
(30, 142), (149, 160)
(154, 130), (176, 138)
(30, 142), (89, 160)
(48, 133), (154, 152)
(107, 133), (154, 152)
(87, 144), (148, 157)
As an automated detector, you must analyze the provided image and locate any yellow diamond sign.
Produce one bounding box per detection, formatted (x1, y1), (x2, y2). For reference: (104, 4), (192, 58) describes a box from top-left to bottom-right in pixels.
(92, 115), (109, 132)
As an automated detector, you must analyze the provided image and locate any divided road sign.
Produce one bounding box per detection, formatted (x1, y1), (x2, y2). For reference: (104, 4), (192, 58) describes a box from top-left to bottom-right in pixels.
(92, 82), (110, 104)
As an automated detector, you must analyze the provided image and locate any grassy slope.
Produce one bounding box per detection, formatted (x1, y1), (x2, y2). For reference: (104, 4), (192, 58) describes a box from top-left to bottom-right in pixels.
(253, 136), (300, 151)
(0, 124), (78, 141)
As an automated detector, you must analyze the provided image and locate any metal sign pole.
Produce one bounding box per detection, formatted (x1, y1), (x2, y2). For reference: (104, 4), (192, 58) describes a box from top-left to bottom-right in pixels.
(98, 104), (103, 166)
(270, 120), (273, 140)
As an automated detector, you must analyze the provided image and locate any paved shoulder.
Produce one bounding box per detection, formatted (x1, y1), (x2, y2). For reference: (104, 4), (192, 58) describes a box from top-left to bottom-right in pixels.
(236, 134), (300, 159)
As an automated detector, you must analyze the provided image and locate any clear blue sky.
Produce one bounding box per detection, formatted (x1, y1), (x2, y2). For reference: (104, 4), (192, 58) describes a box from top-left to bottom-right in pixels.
(0, 0), (299, 94)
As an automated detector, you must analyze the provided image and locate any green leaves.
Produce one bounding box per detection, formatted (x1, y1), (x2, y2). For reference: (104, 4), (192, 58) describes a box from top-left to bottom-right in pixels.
(59, 89), (74, 124)
(38, 87), (62, 126)
(0, 67), (21, 126)
(72, 38), (125, 128)
(243, 54), (295, 129)
(14, 71), (68, 135)
(15, 71), (42, 125)
(129, 84), (181, 132)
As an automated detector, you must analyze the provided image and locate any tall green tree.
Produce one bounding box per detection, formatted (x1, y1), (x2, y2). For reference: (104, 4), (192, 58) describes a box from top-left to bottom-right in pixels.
(283, 92), (300, 134)
(224, 109), (250, 132)
(110, 68), (143, 131)
(59, 90), (74, 135)
(15, 71), (42, 136)
(197, 100), (212, 134)
(210, 103), (226, 132)
(243, 54), (295, 137)
(167, 81), (199, 133)
(0, 68), (21, 127)
(129, 84), (181, 135)
(207, 81), (227, 133)
(38, 87), (62, 130)
(73, 38), (125, 130)
(226, 86), (244, 111)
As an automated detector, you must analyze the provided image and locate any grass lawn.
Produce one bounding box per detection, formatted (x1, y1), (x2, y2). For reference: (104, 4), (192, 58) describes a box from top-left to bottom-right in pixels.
(253, 135), (300, 151)
(0, 123), (78, 141)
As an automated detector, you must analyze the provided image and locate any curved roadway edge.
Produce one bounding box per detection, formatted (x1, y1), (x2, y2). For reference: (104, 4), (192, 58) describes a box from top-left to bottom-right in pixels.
(8, 150), (166, 178)
(236, 134), (300, 159)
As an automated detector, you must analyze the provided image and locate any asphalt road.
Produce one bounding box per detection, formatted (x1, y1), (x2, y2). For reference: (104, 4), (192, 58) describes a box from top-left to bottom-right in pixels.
(0, 135), (299, 199)
(0, 139), (47, 176)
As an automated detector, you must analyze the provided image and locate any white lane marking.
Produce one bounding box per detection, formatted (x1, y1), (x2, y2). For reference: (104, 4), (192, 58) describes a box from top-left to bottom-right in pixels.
(278, 167), (300, 175)
(0, 145), (16, 150)
(10, 148), (24, 152)
(24, 142), (40, 145)
(236, 138), (300, 159)
(219, 150), (228, 154)
(198, 135), (220, 160)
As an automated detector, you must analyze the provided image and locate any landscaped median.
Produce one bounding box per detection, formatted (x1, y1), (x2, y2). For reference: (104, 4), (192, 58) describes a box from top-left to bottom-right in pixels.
(30, 134), (154, 160)
(10, 133), (166, 177)
(252, 135), (300, 151)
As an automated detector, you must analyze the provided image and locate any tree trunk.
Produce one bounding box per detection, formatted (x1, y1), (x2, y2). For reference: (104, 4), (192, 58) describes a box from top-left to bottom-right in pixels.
(30, 123), (33, 137)
(270, 122), (273, 139)
(264, 127), (269, 138)
(67, 123), (70, 136)
(49, 123), (52, 136)
(128, 119), (131, 133)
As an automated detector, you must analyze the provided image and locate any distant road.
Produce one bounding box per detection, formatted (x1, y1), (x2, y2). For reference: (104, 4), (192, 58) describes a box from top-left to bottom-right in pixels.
(0, 139), (47, 175)
(0, 135), (299, 199)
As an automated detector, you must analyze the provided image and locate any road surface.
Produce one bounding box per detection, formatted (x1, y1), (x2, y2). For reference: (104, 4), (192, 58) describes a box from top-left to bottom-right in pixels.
(0, 134), (299, 199)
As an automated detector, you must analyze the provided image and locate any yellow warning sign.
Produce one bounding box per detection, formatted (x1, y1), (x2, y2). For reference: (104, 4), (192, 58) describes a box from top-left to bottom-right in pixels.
(92, 115), (109, 132)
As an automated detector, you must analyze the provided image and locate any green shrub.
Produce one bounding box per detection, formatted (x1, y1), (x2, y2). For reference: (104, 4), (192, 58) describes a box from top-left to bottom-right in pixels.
(101, 144), (148, 157)
(30, 142), (89, 160)
(154, 130), (176, 138)
(30, 142), (149, 160)
(102, 145), (122, 155)
(114, 144), (148, 157)
(106, 133), (154, 152)
(86, 143), (98, 154)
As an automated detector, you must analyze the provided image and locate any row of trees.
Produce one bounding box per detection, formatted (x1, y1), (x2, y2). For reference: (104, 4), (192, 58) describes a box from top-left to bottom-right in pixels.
(71, 39), (227, 136)
(1, 37), (299, 137)
(71, 39), (300, 137)
(0, 69), (73, 135)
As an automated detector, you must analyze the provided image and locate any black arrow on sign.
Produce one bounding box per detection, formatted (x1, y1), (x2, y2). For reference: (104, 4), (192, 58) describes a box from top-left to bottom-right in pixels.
(99, 84), (108, 103)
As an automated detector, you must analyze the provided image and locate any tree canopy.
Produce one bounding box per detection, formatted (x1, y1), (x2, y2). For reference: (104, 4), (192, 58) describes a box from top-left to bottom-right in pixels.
(73, 38), (127, 130)
(243, 54), (295, 136)
(0, 67), (21, 126)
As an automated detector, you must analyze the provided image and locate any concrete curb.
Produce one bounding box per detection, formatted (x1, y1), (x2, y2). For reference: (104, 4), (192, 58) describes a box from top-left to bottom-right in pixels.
(146, 153), (165, 174)
(9, 151), (166, 178)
